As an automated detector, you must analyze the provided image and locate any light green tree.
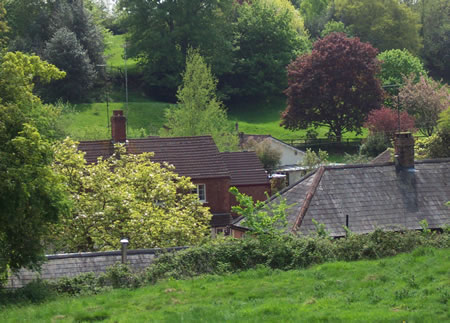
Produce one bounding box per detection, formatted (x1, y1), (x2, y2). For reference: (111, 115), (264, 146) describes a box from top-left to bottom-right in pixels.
(161, 49), (238, 152)
(302, 148), (329, 172)
(377, 49), (426, 95)
(49, 138), (212, 252)
(0, 51), (68, 283)
(230, 187), (291, 238)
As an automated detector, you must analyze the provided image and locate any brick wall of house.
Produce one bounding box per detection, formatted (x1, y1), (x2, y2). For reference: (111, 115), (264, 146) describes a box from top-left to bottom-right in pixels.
(192, 177), (231, 214)
(230, 184), (271, 208)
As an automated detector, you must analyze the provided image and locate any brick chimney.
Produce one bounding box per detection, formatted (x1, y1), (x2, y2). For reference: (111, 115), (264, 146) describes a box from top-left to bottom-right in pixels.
(394, 132), (414, 170)
(111, 110), (126, 143)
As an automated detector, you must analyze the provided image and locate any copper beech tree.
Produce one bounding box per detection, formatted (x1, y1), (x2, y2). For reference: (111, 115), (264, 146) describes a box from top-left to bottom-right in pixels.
(282, 33), (384, 142)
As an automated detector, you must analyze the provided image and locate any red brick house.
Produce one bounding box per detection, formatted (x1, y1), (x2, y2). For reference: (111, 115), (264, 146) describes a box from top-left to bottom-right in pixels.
(77, 110), (270, 236)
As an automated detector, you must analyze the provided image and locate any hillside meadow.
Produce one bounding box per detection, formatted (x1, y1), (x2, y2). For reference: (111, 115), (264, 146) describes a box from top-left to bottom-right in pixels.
(1, 247), (448, 322)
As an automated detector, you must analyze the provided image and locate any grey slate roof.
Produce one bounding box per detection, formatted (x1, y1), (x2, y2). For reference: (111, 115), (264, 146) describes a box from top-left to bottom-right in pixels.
(234, 159), (450, 237)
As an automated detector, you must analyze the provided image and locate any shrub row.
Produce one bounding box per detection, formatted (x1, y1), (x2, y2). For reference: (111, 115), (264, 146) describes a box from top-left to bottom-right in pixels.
(1, 229), (448, 306)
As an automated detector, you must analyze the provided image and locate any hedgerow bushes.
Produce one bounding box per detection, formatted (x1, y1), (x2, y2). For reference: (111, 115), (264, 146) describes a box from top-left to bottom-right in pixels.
(1, 228), (448, 306)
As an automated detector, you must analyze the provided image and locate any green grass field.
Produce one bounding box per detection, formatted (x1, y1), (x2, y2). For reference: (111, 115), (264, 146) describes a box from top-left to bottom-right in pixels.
(104, 34), (138, 72)
(63, 34), (367, 143)
(1, 247), (448, 322)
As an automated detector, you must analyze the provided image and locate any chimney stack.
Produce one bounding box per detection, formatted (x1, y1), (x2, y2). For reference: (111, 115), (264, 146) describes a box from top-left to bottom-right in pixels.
(394, 132), (414, 170)
(111, 110), (126, 143)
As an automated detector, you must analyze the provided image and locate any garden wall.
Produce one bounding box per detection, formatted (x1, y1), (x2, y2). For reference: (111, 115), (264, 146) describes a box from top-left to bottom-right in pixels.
(6, 247), (186, 288)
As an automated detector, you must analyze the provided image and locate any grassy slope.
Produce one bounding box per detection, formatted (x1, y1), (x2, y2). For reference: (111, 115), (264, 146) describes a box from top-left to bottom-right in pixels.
(65, 35), (367, 142)
(1, 248), (448, 322)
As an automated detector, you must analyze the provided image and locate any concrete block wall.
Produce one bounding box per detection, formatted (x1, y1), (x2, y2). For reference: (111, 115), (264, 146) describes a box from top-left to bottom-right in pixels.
(7, 247), (186, 288)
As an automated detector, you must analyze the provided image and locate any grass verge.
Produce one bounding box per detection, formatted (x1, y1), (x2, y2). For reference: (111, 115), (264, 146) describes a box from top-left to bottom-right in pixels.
(1, 247), (448, 322)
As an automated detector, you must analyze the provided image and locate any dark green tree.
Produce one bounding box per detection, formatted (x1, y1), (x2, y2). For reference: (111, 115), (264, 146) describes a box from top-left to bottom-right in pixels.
(43, 28), (97, 102)
(229, 0), (311, 98)
(119, 0), (234, 100)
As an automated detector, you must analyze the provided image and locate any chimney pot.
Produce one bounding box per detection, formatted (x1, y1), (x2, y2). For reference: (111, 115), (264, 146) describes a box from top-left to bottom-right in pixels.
(394, 132), (414, 169)
(111, 110), (126, 143)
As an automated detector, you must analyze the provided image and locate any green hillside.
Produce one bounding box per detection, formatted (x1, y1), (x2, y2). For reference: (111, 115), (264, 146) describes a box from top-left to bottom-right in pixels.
(1, 248), (448, 322)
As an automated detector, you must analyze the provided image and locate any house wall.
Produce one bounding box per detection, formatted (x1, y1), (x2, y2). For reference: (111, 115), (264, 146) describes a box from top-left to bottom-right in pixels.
(270, 138), (305, 166)
(192, 177), (231, 214)
(230, 184), (270, 207)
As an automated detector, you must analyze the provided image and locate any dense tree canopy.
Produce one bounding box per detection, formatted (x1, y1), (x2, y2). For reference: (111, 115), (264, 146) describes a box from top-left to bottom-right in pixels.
(282, 33), (384, 141)
(162, 49), (238, 152)
(229, 0), (310, 98)
(5, 0), (104, 102)
(335, 0), (422, 54)
(0, 52), (68, 281)
(43, 28), (97, 102)
(50, 139), (212, 252)
(119, 0), (233, 100)
(420, 0), (450, 81)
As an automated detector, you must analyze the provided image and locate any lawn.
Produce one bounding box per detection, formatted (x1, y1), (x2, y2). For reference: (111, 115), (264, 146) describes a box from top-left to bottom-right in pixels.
(104, 34), (138, 72)
(65, 93), (367, 143)
(1, 247), (448, 322)
(64, 34), (368, 144)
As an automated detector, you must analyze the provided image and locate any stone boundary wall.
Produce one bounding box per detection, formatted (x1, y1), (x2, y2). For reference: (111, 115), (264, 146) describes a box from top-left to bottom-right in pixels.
(7, 247), (187, 289)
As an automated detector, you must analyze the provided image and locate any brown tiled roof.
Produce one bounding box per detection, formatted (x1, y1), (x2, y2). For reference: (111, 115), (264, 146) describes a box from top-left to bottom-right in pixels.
(78, 136), (230, 179)
(234, 159), (450, 237)
(221, 151), (269, 186)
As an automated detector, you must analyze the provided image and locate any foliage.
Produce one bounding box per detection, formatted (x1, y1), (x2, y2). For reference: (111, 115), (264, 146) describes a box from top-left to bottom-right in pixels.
(119, 0), (233, 100)
(50, 138), (211, 252)
(398, 75), (449, 136)
(335, 0), (422, 54)
(1, 248), (450, 322)
(420, 0), (450, 81)
(282, 33), (383, 142)
(414, 110), (450, 159)
(0, 1), (9, 52)
(301, 148), (328, 172)
(364, 106), (416, 139)
(242, 137), (281, 171)
(230, 187), (291, 238)
(0, 124), (69, 280)
(0, 51), (65, 106)
(230, 0), (311, 98)
(43, 28), (97, 102)
(0, 51), (68, 282)
(320, 20), (353, 38)
(377, 49), (426, 95)
(5, 0), (105, 101)
(359, 132), (391, 157)
(299, 0), (331, 37)
(161, 49), (238, 152)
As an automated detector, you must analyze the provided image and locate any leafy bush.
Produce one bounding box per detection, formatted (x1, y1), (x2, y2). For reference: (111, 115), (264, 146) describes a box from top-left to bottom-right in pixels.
(364, 106), (416, 139)
(360, 133), (391, 157)
(3, 229), (448, 305)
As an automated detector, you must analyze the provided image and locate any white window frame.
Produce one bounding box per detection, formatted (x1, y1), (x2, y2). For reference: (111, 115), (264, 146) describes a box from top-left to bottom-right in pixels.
(191, 184), (206, 203)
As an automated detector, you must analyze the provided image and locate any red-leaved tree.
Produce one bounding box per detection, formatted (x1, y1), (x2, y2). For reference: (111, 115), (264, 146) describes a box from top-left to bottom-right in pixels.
(282, 33), (384, 142)
(364, 106), (416, 139)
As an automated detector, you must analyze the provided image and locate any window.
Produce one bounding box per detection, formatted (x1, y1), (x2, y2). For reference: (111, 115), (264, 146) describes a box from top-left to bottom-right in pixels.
(191, 184), (206, 202)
